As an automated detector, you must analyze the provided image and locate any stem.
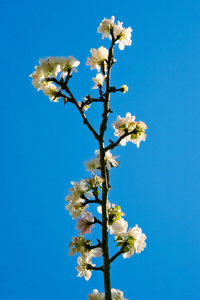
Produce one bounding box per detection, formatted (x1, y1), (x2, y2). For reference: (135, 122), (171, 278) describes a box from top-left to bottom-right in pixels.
(109, 242), (127, 264)
(100, 32), (116, 300)
(104, 129), (138, 151)
(48, 78), (100, 141)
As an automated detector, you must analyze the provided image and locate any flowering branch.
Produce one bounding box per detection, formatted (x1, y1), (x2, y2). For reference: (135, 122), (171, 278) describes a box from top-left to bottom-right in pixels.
(81, 195), (102, 205)
(87, 264), (104, 272)
(47, 77), (100, 141)
(105, 129), (138, 151)
(30, 15), (147, 300)
(109, 242), (127, 264)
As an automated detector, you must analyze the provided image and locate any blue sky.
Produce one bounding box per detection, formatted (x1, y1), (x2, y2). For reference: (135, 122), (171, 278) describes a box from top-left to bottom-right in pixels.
(0, 0), (200, 299)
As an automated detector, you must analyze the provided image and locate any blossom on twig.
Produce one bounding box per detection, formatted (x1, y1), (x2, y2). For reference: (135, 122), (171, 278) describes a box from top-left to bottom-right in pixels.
(86, 46), (108, 72)
(112, 112), (148, 147)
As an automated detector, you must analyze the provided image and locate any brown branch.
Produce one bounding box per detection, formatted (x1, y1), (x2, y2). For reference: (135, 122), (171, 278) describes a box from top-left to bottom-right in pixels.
(47, 77), (100, 141)
(87, 264), (103, 272)
(104, 129), (138, 151)
(109, 242), (127, 264)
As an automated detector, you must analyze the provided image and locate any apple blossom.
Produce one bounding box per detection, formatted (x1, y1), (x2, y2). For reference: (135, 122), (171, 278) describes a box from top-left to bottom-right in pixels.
(112, 113), (147, 147)
(111, 289), (128, 300)
(31, 15), (148, 300)
(75, 254), (94, 281)
(114, 22), (132, 50)
(69, 236), (102, 259)
(88, 289), (105, 300)
(97, 16), (115, 39)
(76, 212), (94, 235)
(65, 202), (87, 219)
(65, 179), (88, 203)
(88, 289), (128, 300)
(86, 46), (108, 72)
(59, 55), (80, 77)
(85, 150), (119, 173)
(121, 85), (128, 93)
(109, 217), (128, 236)
(92, 73), (105, 89)
(40, 83), (60, 102)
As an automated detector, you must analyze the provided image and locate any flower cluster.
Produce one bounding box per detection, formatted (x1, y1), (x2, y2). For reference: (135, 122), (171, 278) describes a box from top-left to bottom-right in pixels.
(69, 236), (102, 259)
(65, 175), (104, 219)
(98, 16), (132, 50)
(76, 255), (95, 281)
(112, 112), (148, 147)
(115, 225), (147, 258)
(85, 150), (119, 173)
(92, 73), (105, 89)
(76, 212), (94, 235)
(88, 289), (128, 300)
(86, 46), (108, 72)
(31, 15), (148, 299)
(30, 56), (80, 101)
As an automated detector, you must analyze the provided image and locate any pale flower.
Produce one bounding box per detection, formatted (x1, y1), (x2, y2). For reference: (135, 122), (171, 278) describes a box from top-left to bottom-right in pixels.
(121, 85), (128, 93)
(30, 67), (46, 90)
(69, 236), (102, 259)
(59, 56), (80, 77)
(76, 212), (94, 234)
(85, 157), (100, 173)
(95, 150), (119, 170)
(111, 289), (128, 300)
(88, 289), (105, 300)
(109, 217), (128, 236)
(40, 83), (60, 102)
(65, 202), (88, 219)
(114, 22), (132, 50)
(112, 113), (147, 147)
(97, 16), (115, 39)
(92, 73), (105, 89)
(75, 254), (94, 281)
(123, 225), (147, 258)
(65, 179), (88, 203)
(130, 121), (148, 148)
(88, 289), (128, 300)
(91, 247), (103, 257)
(85, 150), (119, 173)
(86, 46), (108, 72)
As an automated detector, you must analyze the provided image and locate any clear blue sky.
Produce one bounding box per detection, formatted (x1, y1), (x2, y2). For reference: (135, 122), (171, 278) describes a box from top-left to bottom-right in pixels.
(0, 0), (200, 299)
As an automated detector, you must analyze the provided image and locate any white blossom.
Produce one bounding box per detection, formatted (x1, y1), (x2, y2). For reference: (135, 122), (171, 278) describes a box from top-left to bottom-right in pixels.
(111, 288), (128, 300)
(86, 46), (108, 72)
(65, 179), (88, 203)
(97, 16), (115, 39)
(109, 217), (128, 236)
(97, 17), (132, 51)
(69, 236), (102, 259)
(40, 83), (60, 102)
(75, 254), (94, 281)
(121, 85), (128, 93)
(123, 225), (147, 258)
(88, 289), (105, 300)
(130, 121), (148, 148)
(76, 212), (94, 235)
(92, 73), (105, 89)
(85, 156), (100, 173)
(37, 56), (62, 78)
(59, 55), (80, 77)
(85, 150), (119, 173)
(65, 202), (88, 219)
(112, 113), (147, 147)
(114, 22), (132, 50)
(91, 247), (103, 257)
(88, 289), (128, 300)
